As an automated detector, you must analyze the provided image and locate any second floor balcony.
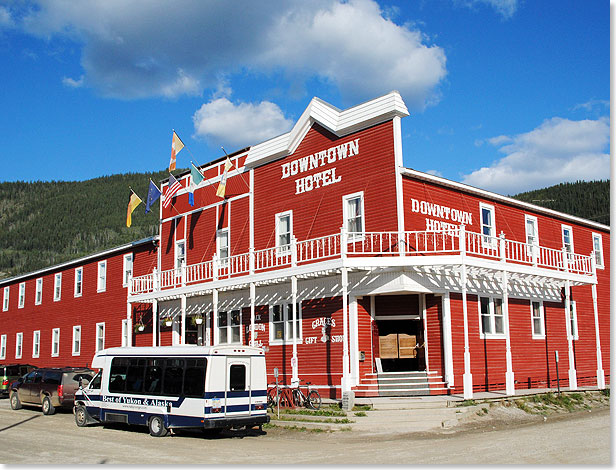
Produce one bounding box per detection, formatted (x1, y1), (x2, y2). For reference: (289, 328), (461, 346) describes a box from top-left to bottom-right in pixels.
(130, 226), (597, 299)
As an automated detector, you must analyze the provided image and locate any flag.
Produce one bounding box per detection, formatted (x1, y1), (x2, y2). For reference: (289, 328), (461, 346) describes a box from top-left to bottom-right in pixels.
(145, 180), (162, 214)
(163, 173), (183, 208)
(216, 157), (233, 198)
(188, 162), (204, 207)
(169, 131), (184, 172)
(126, 189), (142, 227)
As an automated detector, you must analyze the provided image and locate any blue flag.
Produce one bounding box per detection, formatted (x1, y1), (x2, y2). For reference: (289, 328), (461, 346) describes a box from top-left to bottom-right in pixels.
(145, 180), (162, 213)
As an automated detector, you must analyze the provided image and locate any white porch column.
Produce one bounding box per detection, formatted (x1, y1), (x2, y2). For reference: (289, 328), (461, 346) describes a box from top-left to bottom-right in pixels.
(212, 288), (218, 346)
(349, 295), (359, 387)
(563, 280), (577, 390)
(152, 300), (158, 347)
(591, 283), (605, 389)
(502, 270), (515, 395)
(341, 266), (350, 393)
(420, 294), (430, 372)
(180, 295), (186, 345)
(461, 266), (473, 399)
(291, 276), (299, 386)
(126, 303), (133, 347)
(441, 292), (455, 389)
(250, 282), (256, 347)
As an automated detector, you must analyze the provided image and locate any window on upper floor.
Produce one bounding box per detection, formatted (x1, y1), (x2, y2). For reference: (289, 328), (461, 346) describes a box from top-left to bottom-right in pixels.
(480, 203), (496, 247)
(479, 296), (504, 337)
(217, 230), (229, 266)
(562, 225), (574, 254)
(74, 267), (83, 297)
(525, 215), (538, 246)
(276, 211), (293, 255)
(35, 278), (43, 305)
(343, 192), (364, 240)
(54, 273), (61, 301)
(3, 286), (8, 311)
(592, 233), (604, 269)
(123, 254), (133, 287)
(270, 303), (302, 343)
(97, 261), (107, 292)
(531, 300), (545, 338)
(175, 240), (186, 271)
(18, 282), (25, 309)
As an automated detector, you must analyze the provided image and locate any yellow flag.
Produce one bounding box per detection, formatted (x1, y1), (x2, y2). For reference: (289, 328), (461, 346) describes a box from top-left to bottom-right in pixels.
(216, 157), (233, 198)
(126, 190), (143, 227)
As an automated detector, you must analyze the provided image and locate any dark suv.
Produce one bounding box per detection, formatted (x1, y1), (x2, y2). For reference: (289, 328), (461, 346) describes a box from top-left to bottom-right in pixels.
(10, 367), (95, 415)
(1, 364), (36, 396)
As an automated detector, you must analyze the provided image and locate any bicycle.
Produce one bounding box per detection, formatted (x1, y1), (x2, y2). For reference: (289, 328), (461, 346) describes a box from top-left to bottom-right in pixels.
(291, 380), (321, 410)
(267, 383), (280, 410)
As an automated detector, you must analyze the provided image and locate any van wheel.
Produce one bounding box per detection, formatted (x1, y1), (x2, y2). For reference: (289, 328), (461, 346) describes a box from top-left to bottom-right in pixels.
(42, 396), (55, 415)
(10, 392), (21, 410)
(148, 416), (168, 437)
(75, 405), (89, 427)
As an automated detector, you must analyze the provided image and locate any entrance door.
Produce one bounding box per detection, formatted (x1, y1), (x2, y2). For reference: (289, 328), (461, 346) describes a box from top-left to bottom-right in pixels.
(225, 357), (251, 417)
(375, 319), (425, 372)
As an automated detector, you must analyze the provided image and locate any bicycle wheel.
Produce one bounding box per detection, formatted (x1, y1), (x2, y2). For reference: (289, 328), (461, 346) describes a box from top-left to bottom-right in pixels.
(307, 390), (321, 410)
(267, 388), (278, 409)
(292, 389), (303, 408)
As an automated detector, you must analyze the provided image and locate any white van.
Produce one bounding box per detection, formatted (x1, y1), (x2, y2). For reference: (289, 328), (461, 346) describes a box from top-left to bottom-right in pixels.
(74, 345), (269, 437)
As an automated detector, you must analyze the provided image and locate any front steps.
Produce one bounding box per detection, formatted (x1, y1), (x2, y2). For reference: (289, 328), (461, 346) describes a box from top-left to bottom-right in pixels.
(353, 370), (448, 397)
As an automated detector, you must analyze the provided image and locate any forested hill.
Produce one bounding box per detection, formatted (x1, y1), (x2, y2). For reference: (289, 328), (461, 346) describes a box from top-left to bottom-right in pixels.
(0, 170), (172, 280)
(511, 180), (610, 227)
(0, 176), (609, 280)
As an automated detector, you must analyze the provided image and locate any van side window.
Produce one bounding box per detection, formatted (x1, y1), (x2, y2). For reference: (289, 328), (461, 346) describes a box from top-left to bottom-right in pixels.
(183, 359), (206, 398)
(109, 357), (129, 393)
(144, 359), (163, 394)
(126, 358), (146, 393)
(163, 359), (184, 396)
(229, 364), (246, 391)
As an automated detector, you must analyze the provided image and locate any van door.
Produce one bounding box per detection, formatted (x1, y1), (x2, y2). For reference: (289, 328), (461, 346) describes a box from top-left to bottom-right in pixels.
(225, 357), (251, 417)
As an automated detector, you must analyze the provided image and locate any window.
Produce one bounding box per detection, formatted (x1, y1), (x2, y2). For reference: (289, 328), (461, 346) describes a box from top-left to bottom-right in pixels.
(51, 328), (60, 357)
(480, 203), (496, 246)
(568, 301), (578, 340)
(229, 364), (246, 391)
(35, 278), (43, 305)
(276, 211), (293, 255)
(562, 225), (574, 255)
(270, 303), (302, 342)
(96, 323), (105, 352)
(72, 326), (81, 356)
(531, 301), (544, 338)
(343, 192), (364, 238)
(54, 273), (62, 301)
(3, 286), (8, 311)
(479, 296), (504, 336)
(217, 309), (241, 344)
(15, 333), (23, 359)
(592, 233), (604, 269)
(175, 240), (186, 270)
(123, 254), (133, 287)
(18, 282), (25, 308)
(121, 319), (129, 347)
(0, 334), (6, 360)
(97, 261), (107, 292)
(74, 267), (83, 297)
(525, 215), (538, 247)
(216, 230), (229, 266)
(32, 331), (40, 358)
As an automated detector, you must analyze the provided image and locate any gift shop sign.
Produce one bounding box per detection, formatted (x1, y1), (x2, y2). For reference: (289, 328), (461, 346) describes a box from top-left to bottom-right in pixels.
(281, 139), (360, 195)
(410, 198), (473, 232)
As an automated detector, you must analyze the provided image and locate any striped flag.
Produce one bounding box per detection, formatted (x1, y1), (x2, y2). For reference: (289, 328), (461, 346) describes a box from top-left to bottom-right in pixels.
(163, 173), (182, 208)
(126, 189), (142, 227)
(169, 131), (184, 172)
(188, 162), (204, 206)
(216, 157), (233, 198)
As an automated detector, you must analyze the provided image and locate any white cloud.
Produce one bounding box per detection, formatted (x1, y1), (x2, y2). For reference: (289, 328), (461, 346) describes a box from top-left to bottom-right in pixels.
(16, 0), (446, 106)
(0, 6), (13, 28)
(193, 98), (294, 149)
(462, 117), (610, 194)
(62, 75), (84, 88)
(457, 0), (518, 18)
(425, 169), (443, 177)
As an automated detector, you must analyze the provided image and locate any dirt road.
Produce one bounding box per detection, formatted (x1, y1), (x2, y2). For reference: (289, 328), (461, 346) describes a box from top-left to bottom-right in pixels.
(0, 398), (609, 465)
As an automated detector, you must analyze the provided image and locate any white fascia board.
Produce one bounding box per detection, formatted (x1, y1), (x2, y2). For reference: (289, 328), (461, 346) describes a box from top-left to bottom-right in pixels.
(245, 91), (409, 168)
(401, 168), (610, 233)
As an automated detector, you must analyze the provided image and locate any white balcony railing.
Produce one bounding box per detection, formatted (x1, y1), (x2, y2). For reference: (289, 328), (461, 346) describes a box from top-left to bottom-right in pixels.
(130, 226), (596, 296)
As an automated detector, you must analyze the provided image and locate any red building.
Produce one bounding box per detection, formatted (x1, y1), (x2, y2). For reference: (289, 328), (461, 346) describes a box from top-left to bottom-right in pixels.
(1, 92), (610, 400)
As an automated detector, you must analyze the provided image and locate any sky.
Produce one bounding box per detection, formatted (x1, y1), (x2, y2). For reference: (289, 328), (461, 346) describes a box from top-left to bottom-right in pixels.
(0, 0), (610, 195)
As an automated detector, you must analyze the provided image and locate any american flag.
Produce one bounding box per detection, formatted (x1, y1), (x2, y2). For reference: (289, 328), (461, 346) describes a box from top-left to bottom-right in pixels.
(163, 173), (182, 208)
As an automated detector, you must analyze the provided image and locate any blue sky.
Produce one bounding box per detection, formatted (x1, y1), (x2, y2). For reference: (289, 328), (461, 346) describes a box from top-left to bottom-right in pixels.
(0, 0), (609, 195)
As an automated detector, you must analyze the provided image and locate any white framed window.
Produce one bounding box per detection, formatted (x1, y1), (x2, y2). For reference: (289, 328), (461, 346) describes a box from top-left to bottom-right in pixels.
(96, 322), (105, 352)
(123, 254), (133, 287)
(54, 273), (62, 301)
(121, 319), (129, 347)
(32, 330), (40, 358)
(97, 261), (107, 292)
(74, 267), (83, 297)
(51, 328), (60, 357)
(561, 225), (574, 255)
(217, 229), (229, 266)
(592, 233), (604, 269)
(72, 325), (81, 356)
(3, 286), (9, 311)
(479, 296), (504, 337)
(525, 215), (538, 247)
(217, 309), (241, 344)
(175, 240), (186, 270)
(276, 211), (293, 255)
(15, 332), (23, 359)
(0, 334), (6, 360)
(568, 301), (578, 340)
(530, 300), (545, 338)
(480, 203), (496, 247)
(269, 303), (302, 343)
(18, 282), (25, 309)
(35, 278), (43, 305)
(343, 192), (364, 240)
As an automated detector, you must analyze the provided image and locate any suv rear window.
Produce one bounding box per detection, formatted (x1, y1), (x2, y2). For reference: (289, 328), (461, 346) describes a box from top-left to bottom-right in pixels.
(43, 371), (62, 385)
(6, 366), (21, 376)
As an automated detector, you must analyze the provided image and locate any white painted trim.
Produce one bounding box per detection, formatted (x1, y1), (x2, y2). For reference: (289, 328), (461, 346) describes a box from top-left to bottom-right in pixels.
(479, 202), (496, 248)
(54, 273), (62, 301)
(275, 210), (293, 256)
(74, 267), (83, 298)
(72, 325), (81, 356)
(591, 232), (605, 269)
(342, 191), (365, 240)
(97, 260), (107, 293)
(95, 322), (105, 353)
(35, 278), (42, 305)
(478, 295), (506, 339)
(530, 299), (546, 339)
(349, 295), (359, 387)
(15, 332), (23, 359)
(441, 292), (454, 387)
(0, 334), (6, 360)
(525, 214), (539, 248)
(401, 167), (609, 232)
(51, 328), (60, 357)
(393, 116), (405, 237)
(18, 282), (25, 308)
(2, 286), (8, 311)
(32, 330), (40, 358)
